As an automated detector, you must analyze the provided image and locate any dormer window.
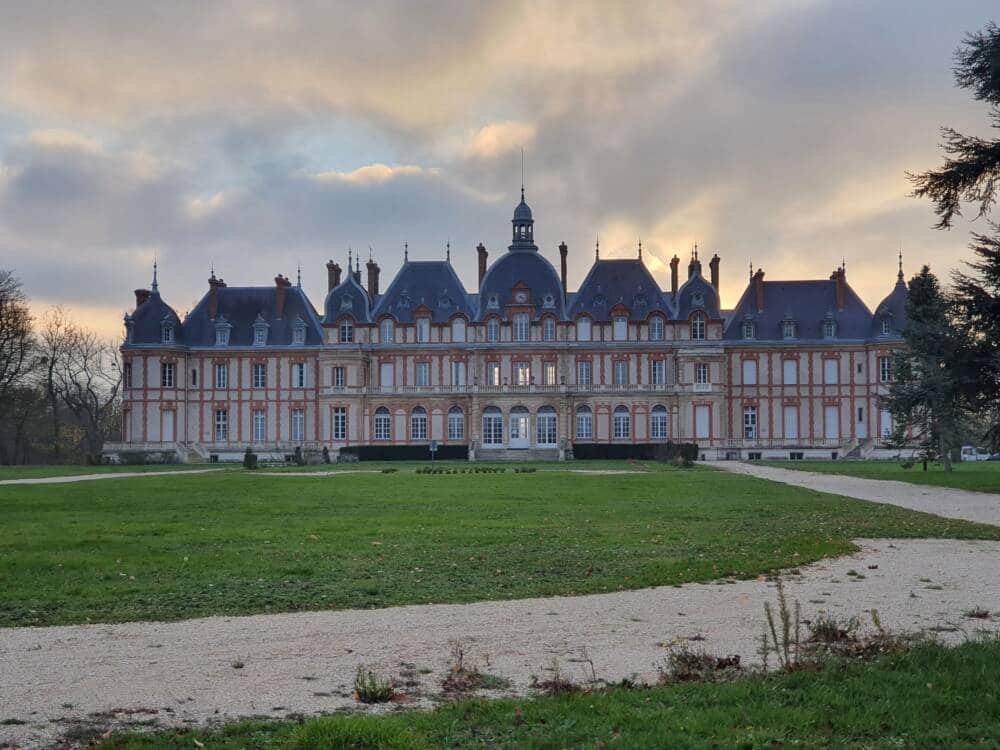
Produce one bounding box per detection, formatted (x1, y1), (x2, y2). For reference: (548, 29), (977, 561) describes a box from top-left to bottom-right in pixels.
(340, 294), (353, 312)
(513, 312), (529, 342)
(161, 322), (174, 344)
(487, 317), (500, 342)
(782, 320), (797, 340)
(487, 294), (499, 309)
(742, 320), (755, 340)
(692, 292), (705, 307)
(613, 315), (628, 341)
(124, 315), (134, 344)
(252, 315), (269, 346)
(823, 318), (837, 339)
(880, 318), (891, 336)
(543, 317), (556, 342)
(291, 317), (307, 345)
(543, 294), (555, 309)
(381, 318), (395, 343)
(577, 317), (591, 342)
(339, 319), (354, 344)
(416, 317), (430, 343)
(214, 318), (231, 346)
(650, 316), (664, 341)
(690, 313), (706, 341)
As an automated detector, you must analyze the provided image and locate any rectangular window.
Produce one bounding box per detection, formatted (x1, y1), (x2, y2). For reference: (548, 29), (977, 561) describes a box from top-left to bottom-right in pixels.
(452, 360), (466, 386)
(215, 327), (229, 346)
(513, 312), (530, 342)
(543, 361), (557, 385)
(254, 327), (267, 346)
(824, 405), (839, 439)
(161, 362), (174, 388)
(879, 356), (892, 383)
(613, 409), (631, 439)
(823, 358), (839, 385)
(253, 409), (266, 442)
(214, 409), (228, 442)
(291, 408), (305, 442)
(483, 413), (503, 444)
(783, 359), (798, 385)
(783, 406), (798, 440)
(333, 407), (347, 441)
(374, 410), (391, 441)
(536, 413), (557, 445)
(487, 318), (500, 342)
(380, 362), (394, 389)
(339, 320), (354, 343)
(742, 359), (758, 385)
(415, 362), (430, 387)
(650, 359), (666, 385)
(292, 362), (306, 388)
(695, 362), (709, 385)
(543, 317), (556, 341)
(292, 325), (306, 345)
(577, 318), (591, 341)
(486, 361), (501, 386)
(515, 361), (530, 386)
(214, 363), (228, 389)
(416, 318), (430, 343)
(123, 362), (133, 389)
(694, 405), (710, 439)
(190, 367), (197, 387)
(577, 360), (592, 386)
(743, 406), (758, 439)
(651, 410), (668, 440)
(333, 366), (345, 388)
(613, 360), (628, 386)
(613, 316), (628, 341)
(252, 363), (266, 388)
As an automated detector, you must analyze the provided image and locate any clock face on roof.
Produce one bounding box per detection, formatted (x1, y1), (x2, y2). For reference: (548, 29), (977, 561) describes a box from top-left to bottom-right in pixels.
(515, 291), (528, 303)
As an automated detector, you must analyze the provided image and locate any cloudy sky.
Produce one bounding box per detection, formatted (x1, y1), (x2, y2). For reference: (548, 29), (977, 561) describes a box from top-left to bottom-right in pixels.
(0, 1), (996, 336)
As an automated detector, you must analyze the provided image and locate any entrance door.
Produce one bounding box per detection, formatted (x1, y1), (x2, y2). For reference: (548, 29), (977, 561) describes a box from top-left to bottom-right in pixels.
(824, 405), (839, 441)
(509, 408), (530, 449)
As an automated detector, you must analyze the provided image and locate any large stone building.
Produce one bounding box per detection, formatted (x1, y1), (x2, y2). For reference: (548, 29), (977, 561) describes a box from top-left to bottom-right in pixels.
(106, 191), (909, 462)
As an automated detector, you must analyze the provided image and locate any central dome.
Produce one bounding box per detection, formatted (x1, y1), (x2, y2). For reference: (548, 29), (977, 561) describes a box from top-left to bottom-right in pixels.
(510, 188), (537, 251)
(478, 249), (564, 320)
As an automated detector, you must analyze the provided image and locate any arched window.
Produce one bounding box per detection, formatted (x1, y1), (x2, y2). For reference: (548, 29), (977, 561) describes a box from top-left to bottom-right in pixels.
(651, 405), (669, 440)
(448, 406), (464, 441)
(410, 406), (428, 440)
(613, 405), (631, 439)
(452, 318), (466, 343)
(577, 317), (591, 342)
(536, 406), (557, 446)
(690, 313), (706, 341)
(575, 405), (593, 440)
(542, 317), (556, 342)
(742, 320), (755, 340)
(482, 406), (503, 445)
(339, 318), (354, 344)
(380, 318), (394, 344)
(650, 316), (665, 341)
(374, 407), (391, 441)
(487, 317), (500, 343)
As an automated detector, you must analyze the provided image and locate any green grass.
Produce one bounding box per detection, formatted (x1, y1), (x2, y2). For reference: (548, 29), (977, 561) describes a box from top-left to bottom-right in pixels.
(764, 460), (1000, 493)
(96, 640), (1000, 749)
(3, 466), (998, 628)
(0, 464), (226, 480)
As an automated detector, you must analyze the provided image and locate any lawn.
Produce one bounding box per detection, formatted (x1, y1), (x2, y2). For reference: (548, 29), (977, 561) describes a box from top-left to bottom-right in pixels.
(95, 639), (1000, 749)
(764, 460), (1000, 493)
(0, 464), (227, 480)
(3, 465), (998, 628)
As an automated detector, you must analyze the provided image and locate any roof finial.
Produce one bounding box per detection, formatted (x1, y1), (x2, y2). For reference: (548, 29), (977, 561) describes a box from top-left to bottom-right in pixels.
(404, 241), (408, 262)
(693, 242), (699, 262)
(898, 244), (904, 281)
(151, 251), (159, 293)
(520, 147), (525, 202)
(595, 235), (600, 260)
(296, 262), (301, 288)
(637, 237), (642, 260)
(446, 239), (451, 262)
(348, 247), (352, 269)
(749, 258), (753, 281)
(210, 260), (215, 278)
(842, 256), (846, 273)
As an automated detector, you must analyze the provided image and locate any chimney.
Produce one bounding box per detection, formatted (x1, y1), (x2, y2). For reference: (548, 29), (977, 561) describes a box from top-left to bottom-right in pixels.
(326, 260), (342, 290)
(559, 242), (568, 294)
(669, 255), (680, 298)
(134, 289), (151, 308)
(274, 274), (292, 318)
(752, 269), (766, 312)
(830, 267), (846, 311)
(477, 243), (488, 287)
(207, 275), (226, 320)
(709, 254), (720, 292)
(366, 257), (380, 299)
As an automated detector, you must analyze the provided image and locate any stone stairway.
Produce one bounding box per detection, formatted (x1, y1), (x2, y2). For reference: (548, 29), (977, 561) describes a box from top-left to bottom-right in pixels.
(475, 448), (561, 462)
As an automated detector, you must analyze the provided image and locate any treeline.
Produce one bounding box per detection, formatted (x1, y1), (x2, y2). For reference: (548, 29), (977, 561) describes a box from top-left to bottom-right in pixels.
(0, 269), (122, 464)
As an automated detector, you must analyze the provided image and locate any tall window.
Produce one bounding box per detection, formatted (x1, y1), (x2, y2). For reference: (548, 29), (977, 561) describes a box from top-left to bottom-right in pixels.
(379, 362), (394, 389)
(650, 316), (665, 341)
(190, 367), (197, 387)
(447, 406), (464, 441)
(742, 320), (755, 340)
(487, 318), (500, 342)
(743, 406), (758, 439)
(515, 361), (531, 386)
(215, 363), (228, 389)
(543, 317), (556, 342)
(879, 356), (892, 383)
(333, 366), (345, 388)
(695, 362), (709, 385)
(577, 317), (591, 341)
(486, 361), (501, 386)
(783, 359), (798, 385)
(253, 325), (268, 346)
(577, 360), (592, 386)
(536, 407), (557, 445)
(452, 360), (466, 386)
(292, 324), (306, 345)
(576, 406), (593, 439)
(380, 319), (394, 344)
(415, 361), (430, 387)
(880, 318), (891, 336)
(823, 358), (839, 385)
(416, 317), (430, 343)
(333, 407), (347, 440)
(690, 314), (706, 340)
(253, 409), (266, 442)
(410, 407), (428, 440)
(782, 320), (797, 339)
(451, 318), (466, 342)
(543, 361), (557, 385)
(123, 361), (133, 389)
(374, 407), (391, 441)
(651, 405), (668, 440)
(613, 360), (628, 386)
(613, 406), (630, 439)
(742, 359), (758, 385)
(339, 319), (354, 343)
(482, 407), (503, 445)
(162, 324), (174, 344)
(161, 362), (174, 388)
(252, 363), (266, 388)
(291, 409), (305, 442)
(650, 359), (666, 386)
(292, 362), (306, 388)
(214, 409), (228, 442)
(823, 319), (837, 339)
(513, 312), (530, 342)
(613, 315), (628, 341)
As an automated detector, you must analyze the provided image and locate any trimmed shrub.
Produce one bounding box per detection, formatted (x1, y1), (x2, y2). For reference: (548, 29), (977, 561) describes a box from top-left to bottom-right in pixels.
(571, 442), (699, 462)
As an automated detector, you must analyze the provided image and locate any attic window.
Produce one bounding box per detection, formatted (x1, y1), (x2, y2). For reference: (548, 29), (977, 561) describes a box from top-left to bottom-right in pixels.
(438, 296), (452, 309)
(880, 318), (891, 335)
(487, 294), (499, 309)
(214, 319), (231, 346)
(398, 293), (412, 309)
(692, 292), (705, 307)
(823, 319), (837, 339)
(543, 294), (555, 308)
(340, 294), (353, 312)
(252, 315), (269, 346)
(742, 320), (755, 340)
(633, 294), (647, 307)
(593, 294), (606, 306)
(782, 320), (797, 340)
(292, 317), (306, 345)
(161, 322), (174, 344)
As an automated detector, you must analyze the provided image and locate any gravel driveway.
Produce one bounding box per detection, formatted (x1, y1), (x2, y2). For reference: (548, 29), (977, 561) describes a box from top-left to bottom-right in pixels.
(2, 538), (997, 749)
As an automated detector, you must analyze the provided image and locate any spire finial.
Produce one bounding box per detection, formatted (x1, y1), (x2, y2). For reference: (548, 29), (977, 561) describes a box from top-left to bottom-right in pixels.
(520, 147), (525, 202)
(595, 235), (600, 261)
(842, 257), (846, 273)
(404, 241), (408, 262)
(348, 247), (352, 268)
(749, 258), (753, 282)
(637, 237), (642, 260)
(296, 262), (301, 288)
(446, 239), (451, 262)
(210, 260), (215, 278)
(151, 251), (159, 293)
(898, 244), (904, 281)
(693, 242), (699, 262)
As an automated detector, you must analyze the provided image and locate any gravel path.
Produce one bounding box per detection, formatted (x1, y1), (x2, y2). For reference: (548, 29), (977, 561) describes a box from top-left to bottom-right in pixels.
(0, 469), (224, 486)
(711, 461), (1000, 527)
(2, 538), (998, 749)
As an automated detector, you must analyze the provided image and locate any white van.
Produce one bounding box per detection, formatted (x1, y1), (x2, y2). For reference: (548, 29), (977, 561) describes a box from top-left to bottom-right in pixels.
(960, 446), (990, 462)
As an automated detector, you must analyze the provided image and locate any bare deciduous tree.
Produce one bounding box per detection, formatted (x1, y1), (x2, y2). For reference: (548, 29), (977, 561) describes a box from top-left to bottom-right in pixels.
(0, 269), (35, 403)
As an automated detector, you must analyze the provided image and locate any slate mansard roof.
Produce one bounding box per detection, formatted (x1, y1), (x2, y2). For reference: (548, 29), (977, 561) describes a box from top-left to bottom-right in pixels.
(675, 261), (721, 320)
(871, 273), (909, 340)
(125, 290), (183, 346)
(185, 284), (324, 347)
(568, 259), (673, 321)
(371, 261), (474, 323)
(478, 250), (565, 320)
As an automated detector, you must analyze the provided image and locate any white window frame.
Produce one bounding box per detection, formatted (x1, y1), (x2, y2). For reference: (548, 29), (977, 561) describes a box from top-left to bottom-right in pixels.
(374, 408), (391, 441)
(416, 317), (430, 343)
(215, 363), (228, 389)
(613, 406), (630, 439)
(414, 361), (430, 387)
(695, 362), (709, 385)
(513, 312), (530, 342)
(782, 320), (796, 340)
(690, 314), (706, 340)
(339, 319), (354, 343)
(650, 316), (665, 341)
(292, 324), (306, 345)
(333, 366), (345, 388)
(542, 317), (556, 342)
(451, 360), (466, 386)
(515, 361), (531, 386)
(577, 360), (592, 386)
(879, 356), (892, 383)
(823, 319), (837, 339)
(651, 405), (668, 440)
(291, 408), (305, 442)
(742, 359), (758, 385)
(486, 361), (501, 386)
(536, 409), (557, 446)
(823, 358), (839, 385)
(576, 317), (591, 342)
(292, 362), (306, 388)
(650, 359), (666, 386)
(215, 327), (229, 346)
(253, 409), (266, 442)
(482, 409), (503, 445)
(612, 359), (628, 386)
(487, 318), (500, 343)
(743, 406), (758, 439)
(333, 407), (347, 441)
(742, 320), (755, 340)
(576, 407), (593, 439)
(782, 359), (798, 385)
(613, 315), (628, 341)
(380, 319), (394, 344)
(252, 363), (266, 388)
(880, 318), (891, 336)
(253, 325), (268, 346)
(543, 361), (557, 386)
(162, 324), (174, 344)
(451, 318), (466, 343)
(214, 408), (228, 442)
(161, 362), (174, 388)
(448, 407), (465, 441)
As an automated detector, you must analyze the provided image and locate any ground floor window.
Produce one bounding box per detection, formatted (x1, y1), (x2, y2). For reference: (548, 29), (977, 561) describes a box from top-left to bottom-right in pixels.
(448, 407), (464, 441)
(333, 407), (347, 441)
(743, 406), (757, 439)
(374, 407), (391, 440)
(576, 406), (593, 439)
(536, 407), (557, 445)
(411, 407), (428, 440)
(253, 409), (266, 442)
(291, 408), (305, 442)
(483, 408), (503, 445)
(613, 406), (630, 439)
(214, 409), (228, 442)
(651, 405), (668, 439)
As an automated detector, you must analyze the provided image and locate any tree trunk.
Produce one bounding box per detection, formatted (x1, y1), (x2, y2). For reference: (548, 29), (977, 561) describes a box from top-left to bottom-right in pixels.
(940, 434), (953, 472)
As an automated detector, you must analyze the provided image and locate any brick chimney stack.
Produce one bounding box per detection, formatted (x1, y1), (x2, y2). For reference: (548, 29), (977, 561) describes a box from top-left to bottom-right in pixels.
(366, 256), (380, 299)
(134, 289), (151, 308)
(274, 274), (292, 318)
(559, 242), (568, 294)
(752, 269), (766, 312)
(207, 275), (227, 320)
(669, 255), (680, 299)
(830, 267), (846, 311)
(326, 260), (342, 290)
(709, 254), (720, 292)
(477, 243), (488, 287)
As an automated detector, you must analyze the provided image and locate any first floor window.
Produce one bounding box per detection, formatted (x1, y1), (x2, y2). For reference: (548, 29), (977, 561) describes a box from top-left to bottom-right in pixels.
(515, 361), (531, 386)
(536, 408), (557, 445)
(161, 362), (175, 388)
(543, 361), (557, 385)
(452, 360), (466, 386)
(543, 317), (556, 341)
(252, 363), (267, 388)
(577, 360), (592, 386)
(448, 406), (464, 441)
(333, 407), (347, 441)
(879, 356), (892, 383)
(374, 407), (391, 440)
(744, 406), (758, 439)
(411, 407), (428, 440)
(415, 361), (430, 387)
(333, 366), (345, 388)
(695, 362), (709, 385)
(291, 408), (305, 442)
(339, 319), (354, 343)
(486, 361), (501, 386)
(613, 360), (628, 386)
(123, 362), (133, 388)
(690, 314), (706, 340)
(483, 408), (503, 444)
(651, 405), (668, 439)
(576, 406), (593, 439)
(253, 409), (266, 442)
(613, 406), (630, 439)
(783, 359), (798, 385)
(823, 358), (839, 385)
(293, 362), (306, 388)
(215, 363), (228, 389)
(742, 359), (758, 385)
(650, 359), (666, 385)
(214, 409), (228, 442)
